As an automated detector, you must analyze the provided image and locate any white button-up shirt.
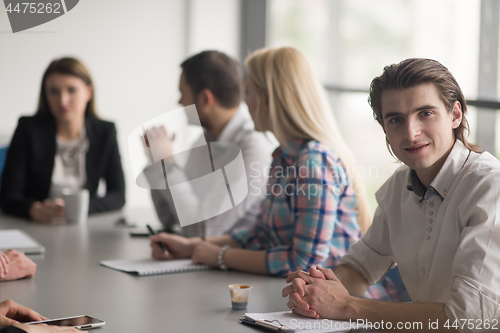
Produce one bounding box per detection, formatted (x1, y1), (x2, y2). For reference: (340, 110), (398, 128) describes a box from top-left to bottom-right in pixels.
(340, 140), (500, 332)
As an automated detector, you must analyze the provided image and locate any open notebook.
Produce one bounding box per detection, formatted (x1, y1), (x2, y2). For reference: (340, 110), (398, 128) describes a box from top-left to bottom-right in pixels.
(0, 229), (45, 254)
(100, 258), (210, 276)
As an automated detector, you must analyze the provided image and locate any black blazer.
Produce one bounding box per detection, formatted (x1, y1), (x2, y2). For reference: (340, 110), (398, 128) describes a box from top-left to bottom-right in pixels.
(0, 113), (126, 218)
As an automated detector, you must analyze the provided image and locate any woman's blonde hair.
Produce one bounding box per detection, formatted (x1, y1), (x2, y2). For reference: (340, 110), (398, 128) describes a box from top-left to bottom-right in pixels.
(245, 47), (372, 233)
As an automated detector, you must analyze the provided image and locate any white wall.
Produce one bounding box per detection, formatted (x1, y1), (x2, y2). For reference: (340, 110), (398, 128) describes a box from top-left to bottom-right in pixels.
(0, 0), (241, 209)
(187, 0), (241, 58)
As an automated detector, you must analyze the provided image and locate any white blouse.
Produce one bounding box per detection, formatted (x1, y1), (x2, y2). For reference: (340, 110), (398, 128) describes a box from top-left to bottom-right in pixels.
(49, 127), (89, 199)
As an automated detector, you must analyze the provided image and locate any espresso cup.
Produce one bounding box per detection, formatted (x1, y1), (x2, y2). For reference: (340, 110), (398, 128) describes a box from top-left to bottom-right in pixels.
(228, 284), (252, 310)
(61, 189), (89, 224)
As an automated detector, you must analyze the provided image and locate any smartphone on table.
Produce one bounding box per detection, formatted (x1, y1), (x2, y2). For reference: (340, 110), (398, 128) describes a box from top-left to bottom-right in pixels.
(27, 315), (105, 330)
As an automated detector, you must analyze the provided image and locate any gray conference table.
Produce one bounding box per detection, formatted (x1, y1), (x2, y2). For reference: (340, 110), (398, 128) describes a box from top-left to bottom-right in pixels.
(0, 210), (290, 333)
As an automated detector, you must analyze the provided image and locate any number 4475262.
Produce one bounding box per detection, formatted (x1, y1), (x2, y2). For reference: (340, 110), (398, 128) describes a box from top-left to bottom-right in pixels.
(444, 319), (498, 330)
(5, 2), (61, 14)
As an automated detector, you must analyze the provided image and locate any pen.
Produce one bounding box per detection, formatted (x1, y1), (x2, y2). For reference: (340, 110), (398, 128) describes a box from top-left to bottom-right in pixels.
(147, 224), (168, 255)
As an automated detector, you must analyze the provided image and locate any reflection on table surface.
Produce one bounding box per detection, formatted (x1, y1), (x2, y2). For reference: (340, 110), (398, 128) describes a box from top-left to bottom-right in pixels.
(0, 210), (289, 333)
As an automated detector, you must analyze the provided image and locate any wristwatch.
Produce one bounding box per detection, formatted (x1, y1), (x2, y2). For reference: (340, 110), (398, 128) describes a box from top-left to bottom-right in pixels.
(218, 245), (231, 271)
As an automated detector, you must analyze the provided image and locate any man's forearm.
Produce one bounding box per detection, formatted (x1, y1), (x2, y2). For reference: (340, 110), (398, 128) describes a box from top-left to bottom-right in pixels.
(344, 299), (456, 333)
(332, 265), (456, 332)
(224, 249), (267, 275)
(334, 264), (370, 297)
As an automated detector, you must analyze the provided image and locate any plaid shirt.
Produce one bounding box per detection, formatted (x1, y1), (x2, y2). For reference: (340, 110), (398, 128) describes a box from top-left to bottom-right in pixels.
(230, 139), (399, 300)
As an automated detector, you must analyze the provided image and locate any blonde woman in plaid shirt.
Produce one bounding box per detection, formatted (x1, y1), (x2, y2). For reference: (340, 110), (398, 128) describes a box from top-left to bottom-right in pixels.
(150, 47), (405, 301)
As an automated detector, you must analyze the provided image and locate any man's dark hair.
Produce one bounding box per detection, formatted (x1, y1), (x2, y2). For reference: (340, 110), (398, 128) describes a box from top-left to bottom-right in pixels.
(181, 51), (243, 108)
(369, 58), (480, 153)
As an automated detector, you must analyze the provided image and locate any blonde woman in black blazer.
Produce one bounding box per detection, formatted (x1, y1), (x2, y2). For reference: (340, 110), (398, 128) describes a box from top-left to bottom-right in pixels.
(0, 58), (125, 223)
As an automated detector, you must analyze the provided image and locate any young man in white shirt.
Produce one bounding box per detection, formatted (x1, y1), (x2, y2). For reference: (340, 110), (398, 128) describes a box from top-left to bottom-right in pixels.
(283, 58), (500, 332)
(145, 51), (273, 238)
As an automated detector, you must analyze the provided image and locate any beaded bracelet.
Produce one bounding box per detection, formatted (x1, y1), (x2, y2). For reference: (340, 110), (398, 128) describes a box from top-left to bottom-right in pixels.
(217, 245), (231, 271)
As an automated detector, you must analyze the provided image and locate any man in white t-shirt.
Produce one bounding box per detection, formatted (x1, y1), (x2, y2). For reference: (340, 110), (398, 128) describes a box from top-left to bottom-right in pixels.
(283, 58), (500, 332)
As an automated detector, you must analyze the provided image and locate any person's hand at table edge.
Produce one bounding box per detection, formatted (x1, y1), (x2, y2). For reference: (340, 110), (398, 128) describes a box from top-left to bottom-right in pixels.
(282, 266), (350, 319)
(0, 252), (10, 280)
(0, 250), (36, 282)
(29, 199), (65, 224)
(0, 299), (46, 327)
(0, 300), (86, 333)
(13, 323), (86, 333)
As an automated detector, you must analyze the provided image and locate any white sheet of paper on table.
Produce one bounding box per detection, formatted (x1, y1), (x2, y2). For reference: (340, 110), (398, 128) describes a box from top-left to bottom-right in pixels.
(244, 311), (364, 333)
(0, 229), (45, 254)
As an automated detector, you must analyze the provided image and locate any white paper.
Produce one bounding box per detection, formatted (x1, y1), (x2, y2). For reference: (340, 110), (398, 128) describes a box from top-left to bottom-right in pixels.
(245, 311), (361, 333)
(0, 229), (44, 253)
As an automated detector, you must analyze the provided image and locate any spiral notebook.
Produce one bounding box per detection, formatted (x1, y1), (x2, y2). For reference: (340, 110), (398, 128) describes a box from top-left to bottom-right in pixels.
(100, 258), (210, 276)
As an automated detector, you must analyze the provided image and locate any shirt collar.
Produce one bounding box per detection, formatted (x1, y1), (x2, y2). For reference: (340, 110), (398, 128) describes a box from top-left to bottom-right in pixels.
(272, 138), (310, 165)
(211, 104), (250, 143)
(406, 140), (472, 201)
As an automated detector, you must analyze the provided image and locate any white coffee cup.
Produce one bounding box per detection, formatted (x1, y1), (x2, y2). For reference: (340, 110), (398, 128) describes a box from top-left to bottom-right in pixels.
(61, 189), (89, 224)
